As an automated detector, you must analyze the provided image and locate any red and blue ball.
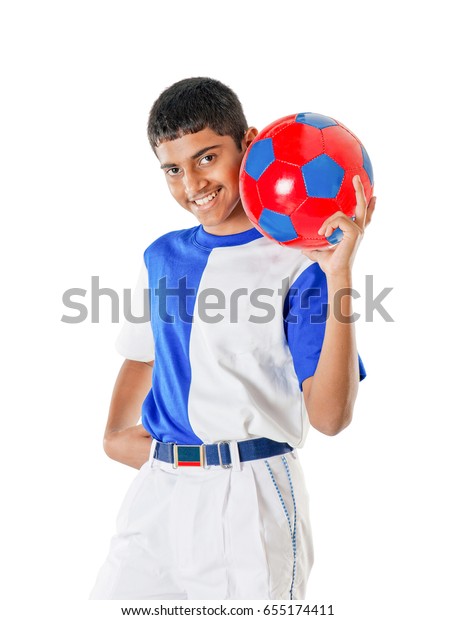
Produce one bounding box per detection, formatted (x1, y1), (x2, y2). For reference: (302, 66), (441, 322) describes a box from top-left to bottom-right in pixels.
(239, 112), (374, 249)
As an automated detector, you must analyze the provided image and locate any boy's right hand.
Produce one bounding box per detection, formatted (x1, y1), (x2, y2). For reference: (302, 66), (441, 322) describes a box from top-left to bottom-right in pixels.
(104, 423), (152, 470)
(103, 359), (154, 469)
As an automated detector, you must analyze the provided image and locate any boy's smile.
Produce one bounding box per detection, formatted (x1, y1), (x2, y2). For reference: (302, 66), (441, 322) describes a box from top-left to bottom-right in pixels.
(156, 127), (258, 236)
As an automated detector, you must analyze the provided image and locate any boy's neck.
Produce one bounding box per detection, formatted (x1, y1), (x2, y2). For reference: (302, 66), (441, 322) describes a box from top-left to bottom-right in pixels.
(201, 207), (254, 237)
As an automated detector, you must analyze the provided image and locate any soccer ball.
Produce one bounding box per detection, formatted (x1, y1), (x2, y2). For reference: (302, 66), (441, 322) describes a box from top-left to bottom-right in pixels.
(239, 112), (374, 249)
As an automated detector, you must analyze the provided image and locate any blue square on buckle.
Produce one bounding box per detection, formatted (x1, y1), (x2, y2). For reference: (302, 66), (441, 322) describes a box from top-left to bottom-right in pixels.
(177, 445), (202, 467)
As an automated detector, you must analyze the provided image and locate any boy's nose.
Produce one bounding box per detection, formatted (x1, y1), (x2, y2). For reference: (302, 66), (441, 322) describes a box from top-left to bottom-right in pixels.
(183, 170), (208, 198)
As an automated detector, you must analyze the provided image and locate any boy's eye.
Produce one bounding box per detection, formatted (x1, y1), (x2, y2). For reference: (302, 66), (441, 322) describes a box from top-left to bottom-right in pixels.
(166, 167), (180, 176)
(200, 154), (214, 164)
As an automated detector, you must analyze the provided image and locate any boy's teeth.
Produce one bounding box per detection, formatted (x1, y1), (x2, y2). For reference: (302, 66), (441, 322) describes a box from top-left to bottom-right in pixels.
(195, 190), (218, 206)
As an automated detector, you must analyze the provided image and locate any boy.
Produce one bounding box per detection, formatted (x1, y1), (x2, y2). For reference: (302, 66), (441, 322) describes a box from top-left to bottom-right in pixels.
(89, 77), (376, 600)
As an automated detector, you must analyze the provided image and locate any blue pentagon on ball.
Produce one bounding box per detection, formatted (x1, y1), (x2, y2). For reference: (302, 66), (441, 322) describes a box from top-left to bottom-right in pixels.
(301, 154), (345, 198)
(326, 227), (344, 245)
(361, 144), (374, 186)
(244, 138), (275, 181)
(296, 112), (338, 130)
(258, 208), (298, 242)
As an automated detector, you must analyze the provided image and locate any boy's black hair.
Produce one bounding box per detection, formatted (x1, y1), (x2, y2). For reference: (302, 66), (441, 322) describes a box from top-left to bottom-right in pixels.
(147, 77), (248, 152)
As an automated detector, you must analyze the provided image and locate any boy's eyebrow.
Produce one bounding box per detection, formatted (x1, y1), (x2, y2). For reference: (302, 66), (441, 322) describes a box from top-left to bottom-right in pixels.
(160, 144), (222, 169)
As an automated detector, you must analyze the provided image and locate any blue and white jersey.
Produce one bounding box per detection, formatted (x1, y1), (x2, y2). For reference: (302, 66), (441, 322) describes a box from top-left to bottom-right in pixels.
(116, 225), (366, 448)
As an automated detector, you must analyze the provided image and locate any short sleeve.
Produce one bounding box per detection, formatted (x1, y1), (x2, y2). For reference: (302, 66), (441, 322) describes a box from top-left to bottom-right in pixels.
(115, 259), (155, 361)
(284, 262), (366, 389)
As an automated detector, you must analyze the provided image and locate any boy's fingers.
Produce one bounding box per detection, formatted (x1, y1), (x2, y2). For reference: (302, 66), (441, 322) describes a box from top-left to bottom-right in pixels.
(318, 211), (360, 238)
(316, 176), (375, 238)
(301, 246), (335, 261)
(353, 175), (367, 228)
(365, 196), (376, 228)
(301, 249), (318, 261)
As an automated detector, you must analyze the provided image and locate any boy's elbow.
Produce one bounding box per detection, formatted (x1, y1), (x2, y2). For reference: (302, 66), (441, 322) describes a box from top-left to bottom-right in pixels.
(103, 431), (120, 460)
(309, 406), (353, 436)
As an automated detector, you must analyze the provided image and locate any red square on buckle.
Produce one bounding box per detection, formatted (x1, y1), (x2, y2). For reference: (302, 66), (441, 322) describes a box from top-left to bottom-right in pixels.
(174, 445), (204, 467)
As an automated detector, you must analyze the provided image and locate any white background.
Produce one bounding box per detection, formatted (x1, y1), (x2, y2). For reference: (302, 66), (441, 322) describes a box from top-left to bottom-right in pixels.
(1, 0), (454, 617)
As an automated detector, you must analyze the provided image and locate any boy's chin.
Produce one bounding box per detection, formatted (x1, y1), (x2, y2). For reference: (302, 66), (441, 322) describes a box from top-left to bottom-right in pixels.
(193, 209), (227, 227)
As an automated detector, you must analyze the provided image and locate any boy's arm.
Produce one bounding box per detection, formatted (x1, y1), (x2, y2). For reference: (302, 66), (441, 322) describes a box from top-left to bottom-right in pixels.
(103, 359), (154, 469)
(302, 272), (358, 435)
(301, 176), (376, 436)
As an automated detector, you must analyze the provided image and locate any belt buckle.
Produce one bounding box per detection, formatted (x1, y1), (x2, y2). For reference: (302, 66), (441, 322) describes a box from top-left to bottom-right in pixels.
(173, 444), (206, 468)
(217, 441), (232, 468)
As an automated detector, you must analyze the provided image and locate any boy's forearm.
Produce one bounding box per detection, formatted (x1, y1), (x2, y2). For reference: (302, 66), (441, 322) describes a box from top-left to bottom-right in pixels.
(304, 273), (359, 435)
(103, 359), (154, 469)
(104, 424), (152, 470)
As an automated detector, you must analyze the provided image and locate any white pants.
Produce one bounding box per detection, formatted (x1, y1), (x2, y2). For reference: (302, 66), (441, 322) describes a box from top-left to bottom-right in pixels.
(89, 445), (313, 600)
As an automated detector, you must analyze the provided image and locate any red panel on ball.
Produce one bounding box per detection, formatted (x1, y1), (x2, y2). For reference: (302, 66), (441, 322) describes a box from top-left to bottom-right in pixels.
(336, 120), (361, 141)
(257, 161), (307, 216)
(258, 114), (296, 139)
(322, 125), (363, 169)
(335, 171), (359, 214)
(273, 122), (324, 166)
(239, 171), (262, 223)
(291, 197), (339, 244)
(284, 237), (328, 250)
(335, 168), (373, 216)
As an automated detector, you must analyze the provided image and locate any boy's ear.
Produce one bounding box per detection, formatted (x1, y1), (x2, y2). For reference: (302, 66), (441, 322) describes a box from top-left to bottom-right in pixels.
(243, 127), (258, 149)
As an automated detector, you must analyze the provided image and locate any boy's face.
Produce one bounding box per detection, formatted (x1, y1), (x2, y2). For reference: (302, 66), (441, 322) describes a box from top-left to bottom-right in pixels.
(156, 126), (258, 235)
